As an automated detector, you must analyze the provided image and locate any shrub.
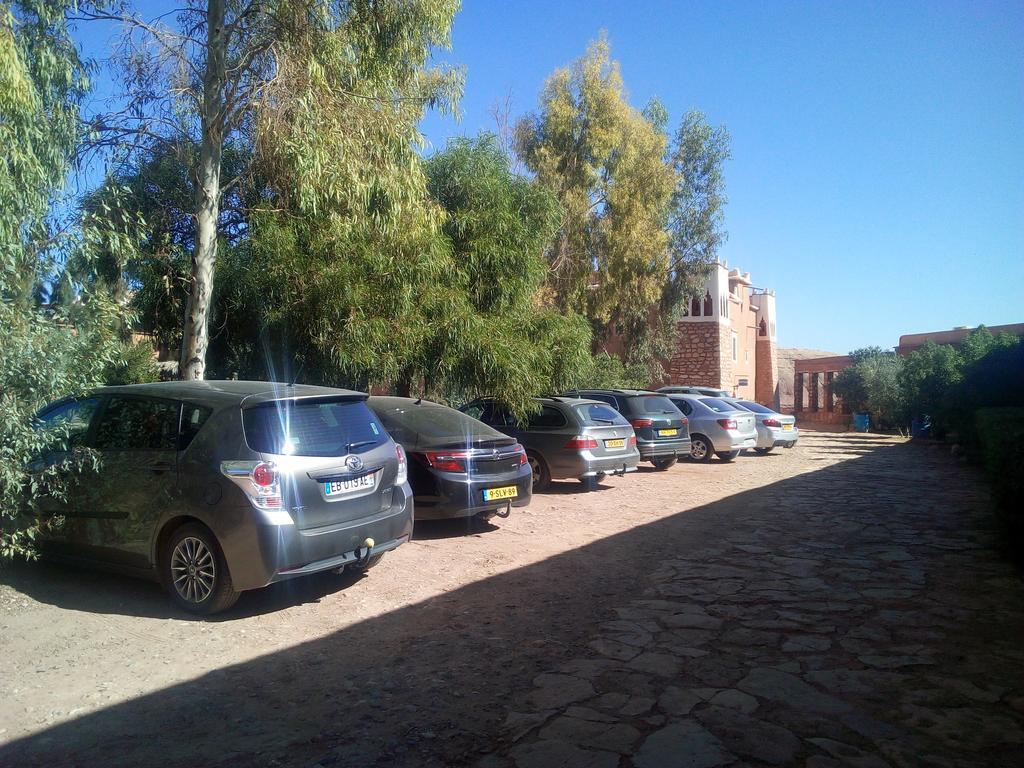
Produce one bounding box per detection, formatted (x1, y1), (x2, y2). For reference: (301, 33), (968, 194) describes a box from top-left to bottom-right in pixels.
(975, 407), (1024, 558)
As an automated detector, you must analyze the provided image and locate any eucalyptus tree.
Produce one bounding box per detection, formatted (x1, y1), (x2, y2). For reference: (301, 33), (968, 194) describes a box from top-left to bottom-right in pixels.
(83, 0), (462, 379)
(515, 35), (675, 351)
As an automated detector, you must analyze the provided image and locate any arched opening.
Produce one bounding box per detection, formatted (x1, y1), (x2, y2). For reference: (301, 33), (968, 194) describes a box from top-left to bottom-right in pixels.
(759, 318), (767, 337)
(703, 291), (713, 316)
(690, 296), (701, 317)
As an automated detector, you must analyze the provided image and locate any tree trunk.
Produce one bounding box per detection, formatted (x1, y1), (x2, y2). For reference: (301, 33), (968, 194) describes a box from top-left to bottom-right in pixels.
(179, 0), (226, 380)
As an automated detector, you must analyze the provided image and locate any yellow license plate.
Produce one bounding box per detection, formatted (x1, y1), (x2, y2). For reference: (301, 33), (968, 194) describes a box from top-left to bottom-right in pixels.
(605, 438), (626, 448)
(658, 428), (678, 437)
(782, 424), (793, 431)
(483, 486), (518, 501)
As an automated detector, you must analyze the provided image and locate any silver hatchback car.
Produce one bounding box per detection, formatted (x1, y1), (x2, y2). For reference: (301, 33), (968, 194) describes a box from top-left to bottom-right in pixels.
(666, 394), (758, 462)
(32, 381), (414, 614)
(461, 397), (640, 490)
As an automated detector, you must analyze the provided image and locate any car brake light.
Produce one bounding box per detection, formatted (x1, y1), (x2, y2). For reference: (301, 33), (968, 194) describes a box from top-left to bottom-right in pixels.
(763, 418), (781, 428)
(513, 443), (527, 465)
(565, 436), (599, 450)
(628, 435), (637, 447)
(220, 461), (292, 524)
(630, 418), (654, 428)
(717, 419), (738, 430)
(424, 451), (468, 473)
(252, 462), (276, 487)
(395, 444), (408, 484)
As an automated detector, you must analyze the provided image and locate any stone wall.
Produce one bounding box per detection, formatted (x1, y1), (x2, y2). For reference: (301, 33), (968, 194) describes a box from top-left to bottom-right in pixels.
(754, 338), (778, 408)
(668, 322), (729, 388)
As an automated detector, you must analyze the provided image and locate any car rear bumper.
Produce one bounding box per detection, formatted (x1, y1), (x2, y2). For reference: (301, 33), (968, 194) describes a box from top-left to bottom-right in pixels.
(225, 483), (415, 590)
(759, 427), (799, 448)
(413, 466), (533, 520)
(710, 432), (757, 452)
(638, 438), (692, 460)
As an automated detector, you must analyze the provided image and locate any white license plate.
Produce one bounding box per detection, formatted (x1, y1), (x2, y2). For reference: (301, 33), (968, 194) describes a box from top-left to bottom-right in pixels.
(325, 473), (376, 496)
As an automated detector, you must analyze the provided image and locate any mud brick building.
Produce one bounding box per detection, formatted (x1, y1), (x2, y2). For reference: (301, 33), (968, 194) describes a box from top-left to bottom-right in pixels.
(667, 262), (779, 406)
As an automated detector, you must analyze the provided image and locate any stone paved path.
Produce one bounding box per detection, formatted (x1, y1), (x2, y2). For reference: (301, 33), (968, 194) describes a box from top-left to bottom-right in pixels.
(480, 434), (1024, 768)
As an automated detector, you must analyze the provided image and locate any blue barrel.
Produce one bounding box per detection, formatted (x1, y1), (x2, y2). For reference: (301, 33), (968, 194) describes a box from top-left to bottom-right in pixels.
(853, 412), (870, 432)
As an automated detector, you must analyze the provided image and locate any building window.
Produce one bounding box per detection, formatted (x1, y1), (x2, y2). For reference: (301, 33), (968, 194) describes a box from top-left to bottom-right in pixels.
(691, 296), (701, 317)
(732, 333), (738, 362)
(759, 318), (767, 337)
(703, 291), (713, 316)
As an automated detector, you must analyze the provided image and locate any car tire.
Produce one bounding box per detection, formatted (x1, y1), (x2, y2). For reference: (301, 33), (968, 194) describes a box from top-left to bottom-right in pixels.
(527, 452), (551, 492)
(594, 472), (607, 482)
(650, 456), (677, 470)
(689, 435), (713, 463)
(717, 450), (741, 461)
(162, 523), (240, 615)
(754, 447), (773, 455)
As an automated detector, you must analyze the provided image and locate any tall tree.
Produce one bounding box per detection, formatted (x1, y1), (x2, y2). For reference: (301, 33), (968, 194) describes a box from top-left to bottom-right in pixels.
(515, 35), (675, 351)
(83, 0), (462, 379)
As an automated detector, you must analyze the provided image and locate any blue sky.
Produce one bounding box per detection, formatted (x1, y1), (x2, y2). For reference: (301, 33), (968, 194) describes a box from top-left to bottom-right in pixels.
(418, 0), (1024, 352)
(73, 1), (1024, 353)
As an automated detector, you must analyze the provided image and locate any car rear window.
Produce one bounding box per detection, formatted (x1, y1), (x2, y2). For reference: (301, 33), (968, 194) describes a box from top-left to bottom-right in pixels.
(699, 397), (740, 413)
(735, 400), (774, 414)
(574, 403), (629, 426)
(628, 395), (681, 416)
(374, 404), (506, 447)
(243, 398), (387, 457)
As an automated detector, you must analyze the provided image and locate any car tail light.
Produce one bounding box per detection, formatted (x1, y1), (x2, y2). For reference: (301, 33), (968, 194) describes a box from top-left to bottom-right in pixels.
(220, 460), (292, 524)
(424, 451), (469, 473)
(513, 443), (528, 465)
(680, 416), (688, 424)
(395, 444), (408, 484)
(763, 418), (781, 428)
(628, 435), (637, 447)
(717, 419), (738, 430)
(630, 418), (654, 428)
(565, 436), (599, 450)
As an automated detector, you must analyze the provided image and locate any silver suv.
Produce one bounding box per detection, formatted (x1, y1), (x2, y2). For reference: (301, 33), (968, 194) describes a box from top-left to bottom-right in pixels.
(32, 381), (414, 614)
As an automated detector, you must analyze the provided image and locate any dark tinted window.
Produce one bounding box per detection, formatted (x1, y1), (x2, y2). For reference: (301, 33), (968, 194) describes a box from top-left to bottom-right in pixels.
(698, 397), (740, 414)
(36, 397), (101, 447)
(94, 397), (180, 452)
(375, 404), (505, 447)
(243, 398), (387, 457)
(627, 395), (680, 415)
(734, 400), (774, 414)
(462, 402), (486, 421)
(180, 403), (212, 448)
(526, 406), (567, 428)
(584, 393), (619, 409)
(670, 398), (693, 416)
(574, 403), (629, 426)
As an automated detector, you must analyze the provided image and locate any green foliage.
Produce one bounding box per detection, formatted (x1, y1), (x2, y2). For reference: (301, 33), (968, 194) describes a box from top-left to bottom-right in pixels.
(516, 34), (675, 347)
(584, 352), (650, 390)
(974, 407), (1024, 558)
(833, 347), (906, 429)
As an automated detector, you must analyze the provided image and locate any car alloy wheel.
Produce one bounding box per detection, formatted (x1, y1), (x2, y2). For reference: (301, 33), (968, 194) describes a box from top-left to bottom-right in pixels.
(170, 536), (216, 604)
(690, 436), (711, 462)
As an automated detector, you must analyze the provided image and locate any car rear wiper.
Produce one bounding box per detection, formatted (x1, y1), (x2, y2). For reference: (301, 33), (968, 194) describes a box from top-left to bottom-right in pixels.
(345, 439), (378, 452)
(589, 417), (615, 424)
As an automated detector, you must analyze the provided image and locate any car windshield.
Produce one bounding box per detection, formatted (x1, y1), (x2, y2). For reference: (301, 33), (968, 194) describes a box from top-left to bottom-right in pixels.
(735, 400), (775, 414)
(574, 403), (629, 426)
(374, 404), (506, 448)
(699, 397), (742, 414)
(243, 398), (388, 456)
(631, 395), (681, 415)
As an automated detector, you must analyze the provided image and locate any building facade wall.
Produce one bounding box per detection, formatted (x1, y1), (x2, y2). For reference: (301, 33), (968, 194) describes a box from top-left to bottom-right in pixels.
(670, 321), (730, 389)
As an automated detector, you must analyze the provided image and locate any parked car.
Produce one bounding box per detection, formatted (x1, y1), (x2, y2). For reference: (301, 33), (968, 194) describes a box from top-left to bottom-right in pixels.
(665, 394), (757, 462)
(562, 389), (690, 470)
(658, 385), (731, 398)
(368, 396), (531, 522)
(30, 381), (414, 614)
(460, 396), (640, 491)
(722, 398), (798, 453)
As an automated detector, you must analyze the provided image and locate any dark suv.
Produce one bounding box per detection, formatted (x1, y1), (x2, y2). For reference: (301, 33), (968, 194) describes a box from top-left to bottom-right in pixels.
(31, 381), (414, 614)
(563, 389), (691, 470)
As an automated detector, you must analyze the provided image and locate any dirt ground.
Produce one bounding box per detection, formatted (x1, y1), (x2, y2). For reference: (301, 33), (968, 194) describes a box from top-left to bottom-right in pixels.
(0, 432), (1018, 767)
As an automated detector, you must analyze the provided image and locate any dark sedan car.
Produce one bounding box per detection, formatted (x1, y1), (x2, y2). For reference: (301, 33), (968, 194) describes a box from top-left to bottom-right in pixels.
(369, 396), (532, 522)
(564, 389), (691, 470)
(31, 381), (414, 614)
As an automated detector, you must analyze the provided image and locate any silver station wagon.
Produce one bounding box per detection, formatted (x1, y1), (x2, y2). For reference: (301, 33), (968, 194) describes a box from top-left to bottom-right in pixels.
(32, 381), (414, 614)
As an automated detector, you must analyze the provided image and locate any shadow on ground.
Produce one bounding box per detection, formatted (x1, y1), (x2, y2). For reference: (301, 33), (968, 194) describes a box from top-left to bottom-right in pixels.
(2, 435), (1021, 768)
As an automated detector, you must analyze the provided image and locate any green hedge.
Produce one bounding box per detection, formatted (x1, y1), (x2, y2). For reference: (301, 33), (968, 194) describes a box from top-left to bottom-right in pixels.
(975, 407), (1024, 557)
